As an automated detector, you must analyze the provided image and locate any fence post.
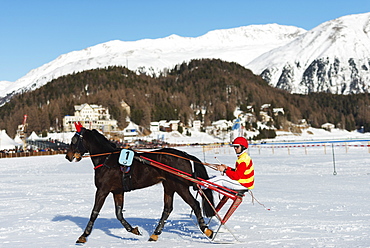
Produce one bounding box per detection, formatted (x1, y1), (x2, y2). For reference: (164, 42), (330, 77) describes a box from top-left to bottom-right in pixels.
(332, 143), (337, 175)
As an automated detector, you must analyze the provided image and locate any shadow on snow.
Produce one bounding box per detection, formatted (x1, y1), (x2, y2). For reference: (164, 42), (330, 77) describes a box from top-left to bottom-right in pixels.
(52, 214), (211, 242)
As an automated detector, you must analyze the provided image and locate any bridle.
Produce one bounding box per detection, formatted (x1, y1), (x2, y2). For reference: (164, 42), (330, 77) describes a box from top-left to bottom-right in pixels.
(71, 128), (87, 160)
(70, 128), (119, 169)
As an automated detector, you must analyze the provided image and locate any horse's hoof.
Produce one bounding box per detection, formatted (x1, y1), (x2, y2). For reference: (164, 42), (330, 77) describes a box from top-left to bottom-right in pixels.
(204, 228), (213, 239)
(76, 236), (87, 243)
(148, 234), (158, 241)
(131, 227), (141, 235)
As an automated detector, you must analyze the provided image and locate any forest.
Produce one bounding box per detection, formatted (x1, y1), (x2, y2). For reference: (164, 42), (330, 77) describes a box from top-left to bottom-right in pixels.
(0, 59), (369, 137)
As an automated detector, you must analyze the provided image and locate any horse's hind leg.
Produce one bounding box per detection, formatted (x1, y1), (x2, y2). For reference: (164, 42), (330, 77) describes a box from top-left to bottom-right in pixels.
(76, 189), (109, 243)
(177, 188), (213, 238)
(148, 185), (175, 241)
(113, 192), (141, 235)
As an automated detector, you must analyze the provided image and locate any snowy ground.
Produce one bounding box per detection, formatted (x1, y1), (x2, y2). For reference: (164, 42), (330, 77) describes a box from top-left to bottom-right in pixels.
(1, 142), (370, 247)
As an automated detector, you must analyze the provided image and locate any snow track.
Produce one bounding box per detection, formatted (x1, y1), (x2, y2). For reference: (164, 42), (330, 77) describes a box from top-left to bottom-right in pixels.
(1, 144), (369, 247)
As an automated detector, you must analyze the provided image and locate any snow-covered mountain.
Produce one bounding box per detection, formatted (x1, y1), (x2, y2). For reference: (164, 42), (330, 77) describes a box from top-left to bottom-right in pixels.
(0, 24), (305, 106)
(1, 12), (370, 106)
(248, 12), (370, 94)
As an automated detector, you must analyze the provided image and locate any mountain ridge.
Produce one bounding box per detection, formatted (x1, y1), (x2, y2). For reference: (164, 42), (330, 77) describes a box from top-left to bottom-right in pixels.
(1, 12), (370, 105)
(248, 12), (370, 94)
(0, 24), (305, 105)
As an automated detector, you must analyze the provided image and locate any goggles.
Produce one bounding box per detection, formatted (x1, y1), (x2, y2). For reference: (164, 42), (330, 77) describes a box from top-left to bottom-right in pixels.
(231, 144), (241, 148)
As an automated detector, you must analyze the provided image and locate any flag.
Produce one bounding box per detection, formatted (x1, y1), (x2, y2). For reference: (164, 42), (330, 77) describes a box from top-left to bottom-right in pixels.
(232, 118), (241, 130)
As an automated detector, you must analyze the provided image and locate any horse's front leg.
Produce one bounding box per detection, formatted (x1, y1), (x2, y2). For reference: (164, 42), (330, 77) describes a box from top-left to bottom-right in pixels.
(76, 189), (109, 243)
(148, 185), (175, 241)
(113, 192), (141, 235)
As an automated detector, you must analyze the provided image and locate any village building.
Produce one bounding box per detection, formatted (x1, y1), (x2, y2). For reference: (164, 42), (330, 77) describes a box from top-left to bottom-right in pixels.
(193, 120), (202, 131)
(150, 122), (160, 133)
(259, 111), (273, 123)
(260, 103), (271, 111)
(244, 113), (257, 124)
(122, 121), (140, 137)
(321, 122), (335, 131)
(150, 120), (181, 133)
(63, 103), (118, 132)
(169, 120), (180, 131)
(273, 108), (285, 116)
(212, 119), (233, 131)
(159, 120), (171, 132)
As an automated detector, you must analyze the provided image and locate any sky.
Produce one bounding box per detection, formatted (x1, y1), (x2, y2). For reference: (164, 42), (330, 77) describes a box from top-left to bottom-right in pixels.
(1, 0), (370, 82)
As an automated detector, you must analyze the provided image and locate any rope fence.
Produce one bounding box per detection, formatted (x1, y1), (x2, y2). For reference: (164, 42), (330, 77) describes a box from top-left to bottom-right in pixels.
(251, 142), (370, 155)
(202, 141), (370, 155)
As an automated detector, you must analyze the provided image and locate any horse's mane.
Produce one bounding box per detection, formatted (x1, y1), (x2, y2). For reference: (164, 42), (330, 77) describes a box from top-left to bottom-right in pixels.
(90, 129), (118, 151)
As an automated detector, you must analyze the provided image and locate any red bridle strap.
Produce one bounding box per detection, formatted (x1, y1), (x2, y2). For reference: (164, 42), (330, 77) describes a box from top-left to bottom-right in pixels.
(94, 164), (104, 170)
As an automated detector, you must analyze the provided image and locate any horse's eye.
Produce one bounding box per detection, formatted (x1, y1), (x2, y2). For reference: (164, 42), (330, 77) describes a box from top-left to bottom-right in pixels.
(72, 136), (78, 144)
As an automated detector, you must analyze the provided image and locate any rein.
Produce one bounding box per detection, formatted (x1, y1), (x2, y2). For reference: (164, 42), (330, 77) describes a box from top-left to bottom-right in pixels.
(80, 149), (219, 170)
(82, 151), (120, 158)
(136, 150), (219, 170)
(72, 128), (218, 171)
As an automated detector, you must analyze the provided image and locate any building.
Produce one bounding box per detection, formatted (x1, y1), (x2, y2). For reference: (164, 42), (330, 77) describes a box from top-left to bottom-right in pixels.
(273, 108), (285, 116)
(122, 121), (140, 137)
(321, 123), (335, 131)
(63, 103), (118, 132)
(169, 120), (180, 131)
(150, 122), (160, 133)
(153, 120), (181, 132)
(260, 103), (271, 111)
(193, 120), (202, 131)
(211, 119), (233, 131)
(259, 111), (273, 123)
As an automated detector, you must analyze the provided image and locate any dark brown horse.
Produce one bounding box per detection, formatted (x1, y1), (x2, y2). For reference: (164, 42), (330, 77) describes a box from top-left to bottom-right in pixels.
(65, 124), (215, 243)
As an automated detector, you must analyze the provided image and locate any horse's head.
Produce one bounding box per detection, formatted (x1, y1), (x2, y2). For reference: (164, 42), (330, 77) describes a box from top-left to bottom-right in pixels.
(65, 122), (88, 162)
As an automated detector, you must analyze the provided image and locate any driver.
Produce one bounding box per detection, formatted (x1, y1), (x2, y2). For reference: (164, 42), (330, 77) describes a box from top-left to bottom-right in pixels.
(209, 137), (254, 191)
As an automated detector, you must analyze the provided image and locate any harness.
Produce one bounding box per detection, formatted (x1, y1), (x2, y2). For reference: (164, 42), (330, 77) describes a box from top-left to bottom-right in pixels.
(91, 149), (133, 192)
(93, 154), (114, 170)
(94, 163), (105, 170)
(120, 164), (133, 192)
(72, 130), (217, 193)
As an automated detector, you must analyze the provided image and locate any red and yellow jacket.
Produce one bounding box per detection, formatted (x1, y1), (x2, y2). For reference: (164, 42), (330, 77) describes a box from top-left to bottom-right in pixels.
(225, 151), (254, 189)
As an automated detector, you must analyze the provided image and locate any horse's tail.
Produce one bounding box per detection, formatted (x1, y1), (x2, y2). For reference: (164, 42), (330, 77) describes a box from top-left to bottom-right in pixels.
(189, 154), (215, 218)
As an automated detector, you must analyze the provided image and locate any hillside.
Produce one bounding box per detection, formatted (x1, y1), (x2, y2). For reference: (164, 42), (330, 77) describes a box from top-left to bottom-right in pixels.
(0, 59), (369, 137)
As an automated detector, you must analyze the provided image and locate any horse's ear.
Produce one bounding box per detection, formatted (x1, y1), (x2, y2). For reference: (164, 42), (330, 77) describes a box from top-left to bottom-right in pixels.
(74, 122), (83, 133)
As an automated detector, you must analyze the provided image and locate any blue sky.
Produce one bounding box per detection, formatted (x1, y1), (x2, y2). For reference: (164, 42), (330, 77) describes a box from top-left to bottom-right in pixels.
(1, 0), (370, 82)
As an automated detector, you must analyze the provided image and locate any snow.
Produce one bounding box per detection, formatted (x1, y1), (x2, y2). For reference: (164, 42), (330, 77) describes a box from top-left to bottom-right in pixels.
(273, 127), (370, 143)
(1, 130), (370, 247)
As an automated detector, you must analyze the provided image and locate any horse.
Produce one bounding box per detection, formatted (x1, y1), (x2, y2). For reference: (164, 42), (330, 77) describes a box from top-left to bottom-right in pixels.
(65, 123), (215, 243)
